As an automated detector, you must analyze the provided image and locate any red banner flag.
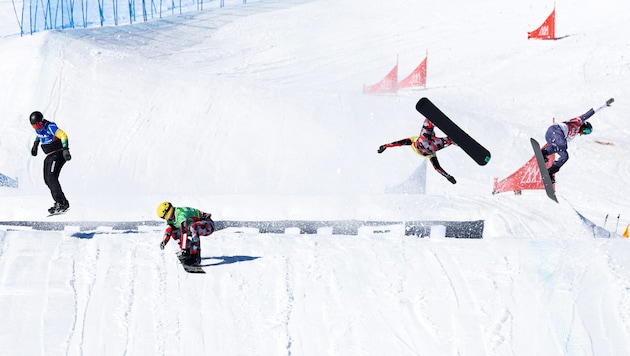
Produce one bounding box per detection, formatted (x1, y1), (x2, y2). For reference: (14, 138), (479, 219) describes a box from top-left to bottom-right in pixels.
(528, 7), (556, 40)
(493, 149), (555, 195)
(363, 60), (398, 94)
(399, 52), (427, 89)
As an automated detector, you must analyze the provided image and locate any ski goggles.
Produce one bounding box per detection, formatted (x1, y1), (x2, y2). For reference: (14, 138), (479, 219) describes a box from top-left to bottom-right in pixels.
(582, 127), (591, 135)
(32, 122), (43, 129)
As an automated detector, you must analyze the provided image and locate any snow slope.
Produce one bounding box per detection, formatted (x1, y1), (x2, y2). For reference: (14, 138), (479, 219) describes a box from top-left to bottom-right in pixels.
(1, 0), (630, 354)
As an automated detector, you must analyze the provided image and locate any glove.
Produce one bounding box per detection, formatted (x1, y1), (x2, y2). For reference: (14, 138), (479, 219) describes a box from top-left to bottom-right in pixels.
(62, 148), (71, 161)
(159, 240), (167, 250)
(31, 142), (38, 156)
(377, 145), (386, 154)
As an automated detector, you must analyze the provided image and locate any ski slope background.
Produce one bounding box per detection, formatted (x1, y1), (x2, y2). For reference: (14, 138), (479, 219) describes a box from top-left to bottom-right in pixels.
(1, 0), (630, 354)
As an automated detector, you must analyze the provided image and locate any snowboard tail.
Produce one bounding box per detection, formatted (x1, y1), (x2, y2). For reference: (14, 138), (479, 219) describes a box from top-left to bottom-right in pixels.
(530, 138), (558, 203)
(415, 97), (491, 166)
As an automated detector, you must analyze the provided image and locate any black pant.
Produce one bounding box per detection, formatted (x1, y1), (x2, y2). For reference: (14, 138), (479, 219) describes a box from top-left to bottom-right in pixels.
(43, 151), (67, 203)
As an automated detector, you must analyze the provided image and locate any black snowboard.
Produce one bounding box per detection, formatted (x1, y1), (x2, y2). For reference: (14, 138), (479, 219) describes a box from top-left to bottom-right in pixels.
(181, 263), (205, 273)
(415, 97), (491, 166)
(530, 138), (558, 203)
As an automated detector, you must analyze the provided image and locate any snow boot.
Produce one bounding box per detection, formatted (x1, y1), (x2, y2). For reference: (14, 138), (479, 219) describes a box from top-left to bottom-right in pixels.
(548, 165), (560, 184)
(541, 149), (549, 163)
(48, 200), (70, 214)
(178, 249), (190, 263)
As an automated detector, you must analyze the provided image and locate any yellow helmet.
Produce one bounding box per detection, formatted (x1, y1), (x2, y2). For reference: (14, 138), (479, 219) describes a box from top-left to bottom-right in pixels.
(156, 202), (174, 220)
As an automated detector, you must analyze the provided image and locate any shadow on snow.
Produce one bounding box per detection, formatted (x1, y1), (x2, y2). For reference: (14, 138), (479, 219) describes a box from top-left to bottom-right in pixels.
(200, 255), (260, 267)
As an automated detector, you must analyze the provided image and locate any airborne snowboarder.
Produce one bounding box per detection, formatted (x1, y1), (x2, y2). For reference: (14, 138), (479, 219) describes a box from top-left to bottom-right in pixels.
(378, 117), (457, 184)
(29, 111), (72, 215)
(540, 98), (613, 183)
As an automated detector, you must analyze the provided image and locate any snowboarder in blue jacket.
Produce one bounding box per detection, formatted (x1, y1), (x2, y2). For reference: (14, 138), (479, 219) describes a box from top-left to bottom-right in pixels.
(30, 111), (72, 214)
(541, 106), (601, 182)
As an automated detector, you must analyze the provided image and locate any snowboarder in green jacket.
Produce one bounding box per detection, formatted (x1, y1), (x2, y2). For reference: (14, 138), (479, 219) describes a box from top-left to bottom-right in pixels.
(157, 202), (215, 266)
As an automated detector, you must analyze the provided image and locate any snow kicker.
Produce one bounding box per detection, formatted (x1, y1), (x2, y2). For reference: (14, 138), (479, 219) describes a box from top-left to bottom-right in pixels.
(0, 220), (485, 238)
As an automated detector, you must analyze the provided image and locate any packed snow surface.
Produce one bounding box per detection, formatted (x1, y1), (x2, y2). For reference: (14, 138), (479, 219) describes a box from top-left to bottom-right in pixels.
(1, 0), (630, 355)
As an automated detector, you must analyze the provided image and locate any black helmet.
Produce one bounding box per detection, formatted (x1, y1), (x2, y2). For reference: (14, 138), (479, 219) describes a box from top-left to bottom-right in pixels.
(29, 111), (44, 125)
(579, 122), (592, 135)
